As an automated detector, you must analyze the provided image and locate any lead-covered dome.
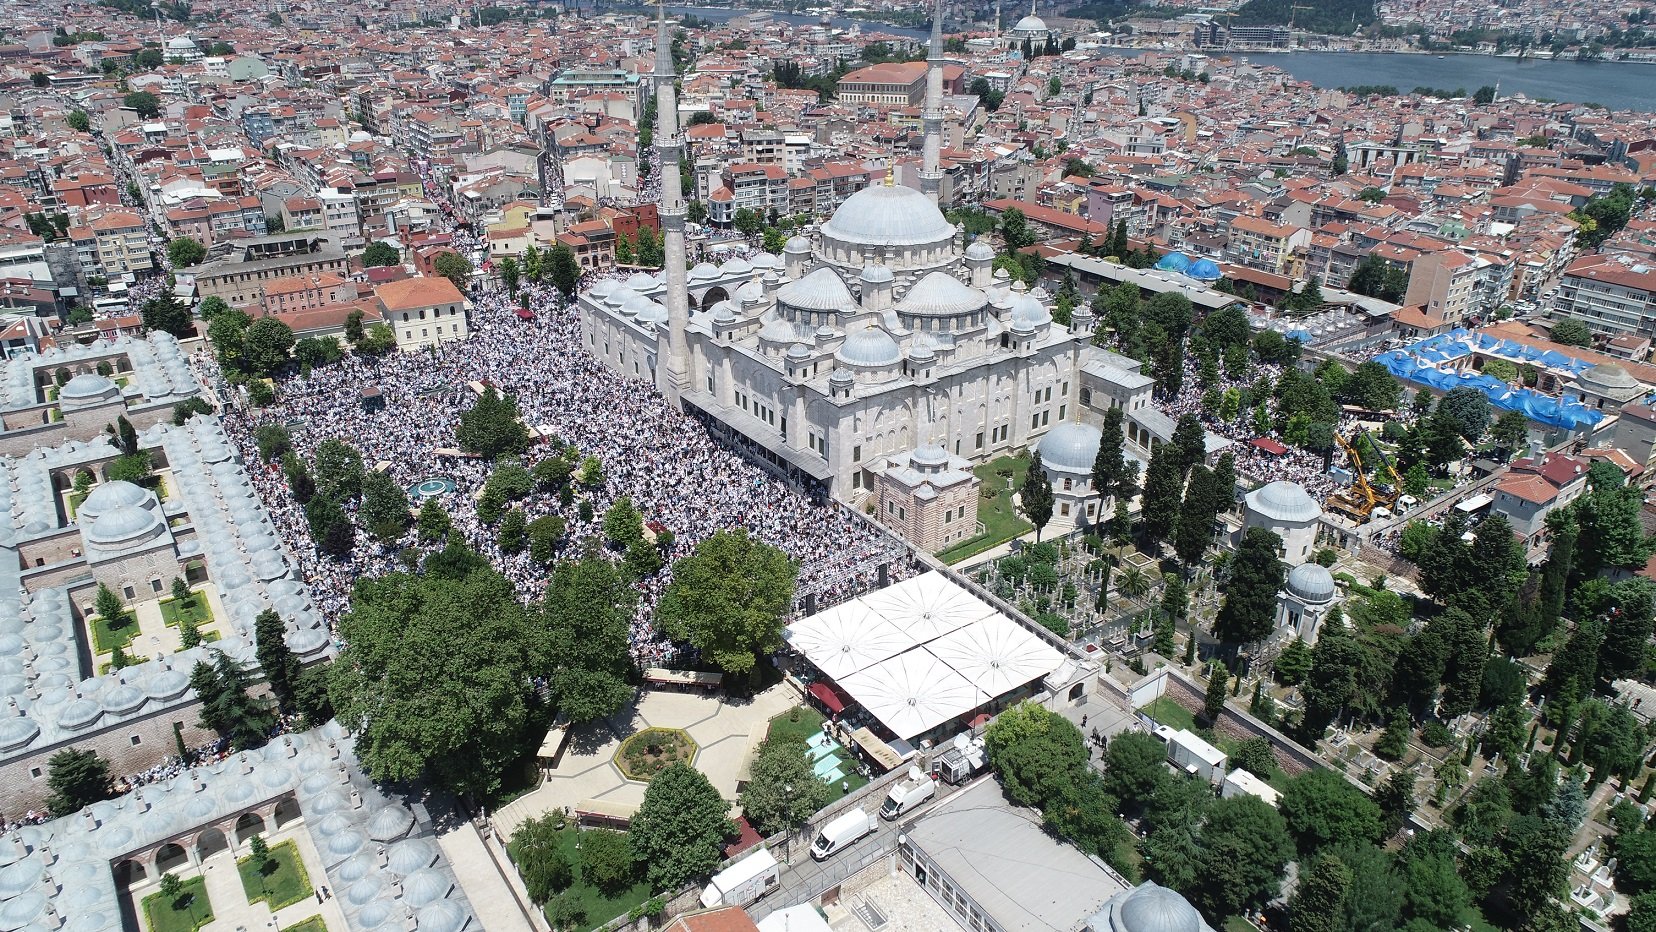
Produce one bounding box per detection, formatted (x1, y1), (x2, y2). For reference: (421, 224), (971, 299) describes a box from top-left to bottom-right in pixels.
(837, 326), (902, 367)
(85, 503), (165, 550)
(778, 267), (854, 311)
(1115, 882), (1203, 932)
(820, 184), (955, 248)
(1286, 563), (1336, 604)
(1245, 480), (1321, 523)
(77, 480), (152, 522)
(1038, 421), (1102, 474)
(897, 271), (987, 317)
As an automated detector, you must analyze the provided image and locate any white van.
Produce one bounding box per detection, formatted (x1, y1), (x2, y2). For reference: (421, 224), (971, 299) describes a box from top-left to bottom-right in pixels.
(809, 809), (877, 861)
(700, 847), (779, 908)
(879, 772), (936, 821)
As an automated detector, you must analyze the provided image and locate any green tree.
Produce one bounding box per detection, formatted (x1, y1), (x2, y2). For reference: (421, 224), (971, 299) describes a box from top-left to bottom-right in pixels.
(497, 508), (526, 554)
(579, 829), (635, 892)
(732, 208), (763, 237)
(254, 609), (302, 716)
(509, 815), (575, 904)
(141, 292), (191, 336)
(1289, 854), (1352, 932)
(413, 499), (452, 546)
(1192, 794), (1294, 919)
(1137, 443), (1183, 550)
(656, 530), (797, 677)
(1101, 730), (1170, 809)
(528, 516), (565, 563)
(432, 252), (473, 293)
(359, 470), (411, 542)
(46, 748), (112, 816)
(1203, 662), (1230, 722)
(66, 109), (90, 132)
(1549, 317), (1593, 347)
(1280, 769), (1383, 856)
(1093, 405), (1130, 499)
(457, 386), (531, 459)
(548, 243), (580, 297)
(313, 438), (365, 503)
(166, 236), (205, 267)
(999, 207), (1036, 250)
(330, 563), (536, 797)
(1214, 528), (1286, 646)
(1019, 450), (1054, 539)
(362, 240), (400, 267)
(739, 738), (832, 834)
(628, 762), (733, 889)
(123, 90), (161, 117)
(243, 317), (295, 375)
(190, 651), (276, 751)
(541, 551), (635, 723)
(602, 496), (645, 547)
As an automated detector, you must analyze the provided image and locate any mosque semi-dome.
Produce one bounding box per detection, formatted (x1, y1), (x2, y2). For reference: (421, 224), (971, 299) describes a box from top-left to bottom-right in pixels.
(84, 503), (165, 550)
(77, 480), (152, 523)
(819, 184), (956, 248)
(778, 267), (856, 311)
(897, 271), (987, 316)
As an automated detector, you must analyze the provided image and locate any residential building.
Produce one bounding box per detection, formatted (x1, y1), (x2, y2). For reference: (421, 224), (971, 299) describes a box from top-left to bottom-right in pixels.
(1554, 255), (1656, 337)
(375, 275), (471, 350)
(194, 233), (349, 307)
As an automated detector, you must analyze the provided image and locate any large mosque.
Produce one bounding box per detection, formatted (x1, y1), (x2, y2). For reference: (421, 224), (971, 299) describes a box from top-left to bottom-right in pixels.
(579, 1), (1170, 539)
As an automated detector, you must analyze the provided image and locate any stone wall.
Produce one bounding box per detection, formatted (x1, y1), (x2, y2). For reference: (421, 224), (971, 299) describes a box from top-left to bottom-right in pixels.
(0, 399), (179, 458)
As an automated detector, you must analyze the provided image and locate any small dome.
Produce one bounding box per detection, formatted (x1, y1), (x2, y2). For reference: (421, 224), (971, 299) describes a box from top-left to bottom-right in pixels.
(367, 804), (415, 842)
(897, 271), (988, 317)
(688, 262), (722, 281)
(78, 480), (151, 521)
(777, 266), (855, 311)
(387, 838), (437, 874)
(1115, 882), (1203, 932)
(1245, 480), (1322, 523)
(635, 301), (668, 325)
(859, 264), (894, 285)
(721, 257), (753, 277)
(603, 285), (636, 308)
(84, 503), (164, 549)
(836, 326), (902, 367)
(965, 239), (996, 261)
(1188, 258), (1222, 281)
(1038, 421), (1103, 474)
(1154, 252), (1193, 274)
(588, 279), (616, 299)
(912, 444), (949, 467)
(0, 713), (38, 752)
(1286, 563), (1336, 604)
(417, 900), (469, 932)
(402, 868), (451, 907)
(619, 294), (654, 318)
(623, 272), (659, 291)
(60, 372), (118, 400)
(345, 874), (385, 906)
(1009, 292), (1053, 329)
(784, 235), (812, 253)
(1581, 363), (1638, 392)
(820, 183), (956, 248)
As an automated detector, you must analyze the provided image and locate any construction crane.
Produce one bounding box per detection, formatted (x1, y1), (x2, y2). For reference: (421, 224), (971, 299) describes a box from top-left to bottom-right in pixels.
(1326, 431), (1398, 523)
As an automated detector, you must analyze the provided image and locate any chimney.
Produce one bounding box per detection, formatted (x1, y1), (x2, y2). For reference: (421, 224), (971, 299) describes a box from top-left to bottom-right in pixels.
(350, 789), (362, 810)
(11, 832), (27, 858)
(81, 810), (96, 832)
(376, 845), (389, 868)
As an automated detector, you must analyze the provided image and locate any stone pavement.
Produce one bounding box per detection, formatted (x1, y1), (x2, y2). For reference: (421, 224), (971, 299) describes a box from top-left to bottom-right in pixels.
(493, 684), (798, 840)
(435, 820), (538, 932)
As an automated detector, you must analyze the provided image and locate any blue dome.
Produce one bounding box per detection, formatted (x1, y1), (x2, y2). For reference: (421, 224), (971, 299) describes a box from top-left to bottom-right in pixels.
(1188, 258), (1221, 281)
(1154, 252), (1192, 273)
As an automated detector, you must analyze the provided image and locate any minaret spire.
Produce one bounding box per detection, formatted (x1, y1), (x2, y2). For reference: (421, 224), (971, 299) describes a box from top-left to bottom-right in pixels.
(919, 0), (944, 203)
(653, 0), (690, 405)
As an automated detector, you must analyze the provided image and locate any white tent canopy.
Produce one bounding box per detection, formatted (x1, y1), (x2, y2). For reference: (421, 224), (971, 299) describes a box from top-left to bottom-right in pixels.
(925, 613), (1065, 698)
(839, 649), (988, 740)
(860, 572), (995, 642)
(783, 601), (913, 680)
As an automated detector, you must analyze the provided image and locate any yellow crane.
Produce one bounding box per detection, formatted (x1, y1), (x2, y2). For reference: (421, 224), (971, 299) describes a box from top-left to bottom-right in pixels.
(1326, 431), (1400, 523)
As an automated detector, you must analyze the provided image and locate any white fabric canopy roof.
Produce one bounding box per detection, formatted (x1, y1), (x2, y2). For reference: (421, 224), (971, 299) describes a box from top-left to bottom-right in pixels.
(839, 650), (987, 740)
(925, 613), (1065, 698)
(784, 601), (913, 680)
(859, 572), (994, 641)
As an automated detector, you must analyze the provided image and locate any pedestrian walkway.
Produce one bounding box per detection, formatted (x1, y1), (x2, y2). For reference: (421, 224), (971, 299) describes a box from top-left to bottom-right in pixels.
(436, 821), (538, 932)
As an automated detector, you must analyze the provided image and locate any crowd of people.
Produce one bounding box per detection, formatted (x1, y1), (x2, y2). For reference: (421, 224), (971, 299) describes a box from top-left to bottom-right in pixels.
(217, 208), (913, 667)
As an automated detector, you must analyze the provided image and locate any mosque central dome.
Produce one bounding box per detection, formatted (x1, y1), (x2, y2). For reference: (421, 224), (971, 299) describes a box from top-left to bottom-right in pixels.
(820, 184), (956, 248)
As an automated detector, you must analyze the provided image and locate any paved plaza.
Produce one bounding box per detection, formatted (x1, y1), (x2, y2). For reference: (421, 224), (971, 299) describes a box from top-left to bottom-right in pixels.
(494, 685), (798, 839)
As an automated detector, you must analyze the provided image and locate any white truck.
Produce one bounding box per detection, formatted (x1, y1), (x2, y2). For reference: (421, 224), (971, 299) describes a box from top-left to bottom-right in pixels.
(810, 809), (877, 861)
(699, 846), (780, 908)
(880, 769), (936, 821)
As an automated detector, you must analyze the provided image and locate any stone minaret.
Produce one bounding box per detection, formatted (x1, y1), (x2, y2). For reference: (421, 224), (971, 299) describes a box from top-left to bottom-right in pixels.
(653, 0), (690, 405)
(919, 0), (945, 204)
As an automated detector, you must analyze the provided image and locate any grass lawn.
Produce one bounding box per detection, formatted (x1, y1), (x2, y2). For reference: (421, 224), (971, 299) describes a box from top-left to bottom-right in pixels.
(238, 840), (313, 910)
(67, 489), (87, 518)
(160, 595), (212, 629)
(615, 728), (697, 781)
(764, 706), (867, 802)
(1142, 697), (1197, 732)
(143, 877), (213, 932)
(282, 919), (326, 932)
(91, 612), (139, 654)
(937, 454), (1034, 565)
(548, 828), (653, 931)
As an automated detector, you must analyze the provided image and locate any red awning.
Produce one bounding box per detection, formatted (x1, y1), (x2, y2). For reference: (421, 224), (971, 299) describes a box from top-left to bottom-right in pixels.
(808, 681), (846, 714)
(515, 308), (535, 321)
(1250, 437), (1289, 456)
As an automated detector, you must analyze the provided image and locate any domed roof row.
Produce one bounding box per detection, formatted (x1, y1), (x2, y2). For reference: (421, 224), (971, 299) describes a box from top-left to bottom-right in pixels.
(3, 332), (197, 411)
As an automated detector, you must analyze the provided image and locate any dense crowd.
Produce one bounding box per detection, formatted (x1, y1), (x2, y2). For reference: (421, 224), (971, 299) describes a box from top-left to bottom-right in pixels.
(218, 218), (913, 666)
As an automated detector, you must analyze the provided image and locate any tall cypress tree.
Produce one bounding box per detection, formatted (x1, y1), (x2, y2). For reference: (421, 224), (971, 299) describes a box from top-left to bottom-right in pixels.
(1174, 466), (1219, 566)
(1020, 451), (1055, 540)
(1138, 444), (1183, 550)
(254, 609), (301, 715)
(1215, 528), (1286, 646)
(1093, 406), (1128, 501)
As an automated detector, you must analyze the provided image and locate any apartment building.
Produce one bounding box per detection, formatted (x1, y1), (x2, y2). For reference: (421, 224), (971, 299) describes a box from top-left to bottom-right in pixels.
(259, 272), (360, 315)
(1403, 249), (1480, 327)
(75, 211), (154, 280)
(836, 62), (927, 105)
(708, 163), (788, 225)
(1554, 255), (1656, 337)
(1226, 215), (1308, 274)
